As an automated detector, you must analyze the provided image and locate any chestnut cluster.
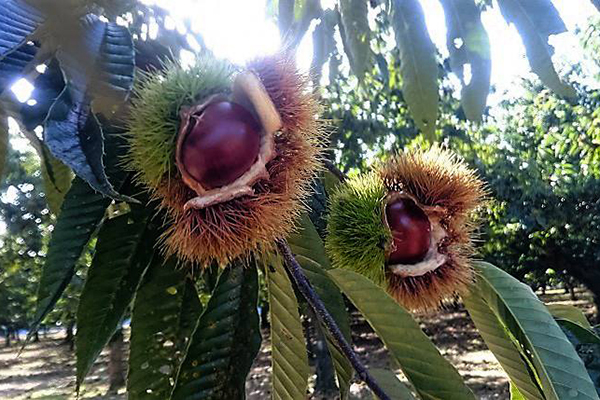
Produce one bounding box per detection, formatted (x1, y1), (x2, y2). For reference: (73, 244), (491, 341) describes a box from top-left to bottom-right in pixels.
(326, 147), (486, 311)
(125, 54), (323, 265)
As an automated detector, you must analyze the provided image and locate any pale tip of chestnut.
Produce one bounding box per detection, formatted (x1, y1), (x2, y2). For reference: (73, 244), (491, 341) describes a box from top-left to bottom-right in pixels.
(233, 71), (283, 138)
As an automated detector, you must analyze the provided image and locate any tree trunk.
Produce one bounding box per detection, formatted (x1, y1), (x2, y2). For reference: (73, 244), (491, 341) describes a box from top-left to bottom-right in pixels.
(307, 309), (337, 396)
(33, 330), (40, 343)
(64, 320), (75, 351)
(108, 329), (126, 393)
(5, 328), (10, 347)
(564, 266), (600, 322)
(260, 302), (270, 330)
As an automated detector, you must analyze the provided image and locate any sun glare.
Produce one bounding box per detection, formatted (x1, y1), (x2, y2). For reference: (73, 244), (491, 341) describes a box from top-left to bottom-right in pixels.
(11, 78), (34, 103)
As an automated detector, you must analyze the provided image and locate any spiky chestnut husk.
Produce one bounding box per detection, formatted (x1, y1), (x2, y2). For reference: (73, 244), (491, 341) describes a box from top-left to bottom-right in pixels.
(326, 147), (486, 311)
(125, 54), (324, 266)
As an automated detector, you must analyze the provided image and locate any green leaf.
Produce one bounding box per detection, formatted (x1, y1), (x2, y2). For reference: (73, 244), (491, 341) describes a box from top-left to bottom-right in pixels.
(391, 0), (439, 140)
(339, 0), (372, 79)
(75, 205), (151, 390)
(557, 319), (600, 344)
(277, 0), (294, 36)
(328, 269), (476, 400)
(496, 0), (576, 98)
(266, 256), (309, 400)
(30, 176), (111, 337)
(288, 215), (354, 397)
(45, 90), (127, 201)
(41, 14), (134, 200)
(39, 144), (72, 215)
(0, 118), (7, 180)
(171, 262), (261, 400)
(29, 128), (131, 338)
(440, 0), (491, 122)
(311, 9), (337, 84)
(54, 14), (135, 113)
(558, 319), (600, 395)
(289, 214), (332, 271)
(463, 285), (545, 400)
(128, 257), (202, 399)
(369, 369), (416, 400)
(547, 304), (592, 330)
(511, 383), (527, 400)
(0, 0), (43, 60)
(469, 262), (599, 400)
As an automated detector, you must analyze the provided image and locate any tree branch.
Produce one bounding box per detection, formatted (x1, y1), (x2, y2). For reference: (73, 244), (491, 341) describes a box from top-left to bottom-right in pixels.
(276, 239), (390, 400)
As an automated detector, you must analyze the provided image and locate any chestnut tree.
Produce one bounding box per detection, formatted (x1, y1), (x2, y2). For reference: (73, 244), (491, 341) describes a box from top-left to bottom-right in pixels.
(1, 1), (600, 399)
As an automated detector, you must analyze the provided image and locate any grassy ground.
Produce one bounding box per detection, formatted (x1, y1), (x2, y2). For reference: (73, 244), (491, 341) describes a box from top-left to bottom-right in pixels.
(0, 287), (594, 399)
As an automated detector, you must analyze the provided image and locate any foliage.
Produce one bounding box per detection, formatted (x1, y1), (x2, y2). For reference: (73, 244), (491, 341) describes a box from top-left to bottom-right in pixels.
(0, 147), (51, 334)
(1, 1), (600, 400)
(468, 79), (600, 302)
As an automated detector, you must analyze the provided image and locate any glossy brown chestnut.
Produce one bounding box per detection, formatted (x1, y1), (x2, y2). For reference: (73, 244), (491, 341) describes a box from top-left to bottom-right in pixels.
(180, 101), (262, 189)
(386, 198), (431, 264)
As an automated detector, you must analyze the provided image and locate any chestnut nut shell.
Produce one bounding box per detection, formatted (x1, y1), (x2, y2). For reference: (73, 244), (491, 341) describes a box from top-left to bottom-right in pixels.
(179, 101), (262, 190)
(385, 197), (431, 265)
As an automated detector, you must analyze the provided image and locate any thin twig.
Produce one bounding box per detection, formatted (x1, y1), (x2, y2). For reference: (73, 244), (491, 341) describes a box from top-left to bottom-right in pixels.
(276, 240), (391, 400)
(323, 159), (347, 182)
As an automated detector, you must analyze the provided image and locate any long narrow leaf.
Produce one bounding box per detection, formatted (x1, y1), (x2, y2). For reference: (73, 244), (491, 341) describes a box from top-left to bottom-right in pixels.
(30, 129), (130, 337)
(511, 383), (527, 400)
(266, 256), (310, 400)
(329, 268), (476, 400)
(288, 215), (354, 397)
(471, 262), (598, 400)
(44, 88), (127, 200)
(30, 176), (111, 336)
(171, 262), (261, 400)
(0, 0), (43, 60)
(440, 0), (490, 122)
(128, 257), (202, 399)
(75, 205), (151, 389)
(369, 369), (416, 400)
(56, 14), (135, 112)
(391, 0), (439, 140)
(463, 288), (545, 400)
(546, 304), (592, 330)
(496, 0), (576, 98)
(339, 0), (372, 79)
(39, 144), (72, 215)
